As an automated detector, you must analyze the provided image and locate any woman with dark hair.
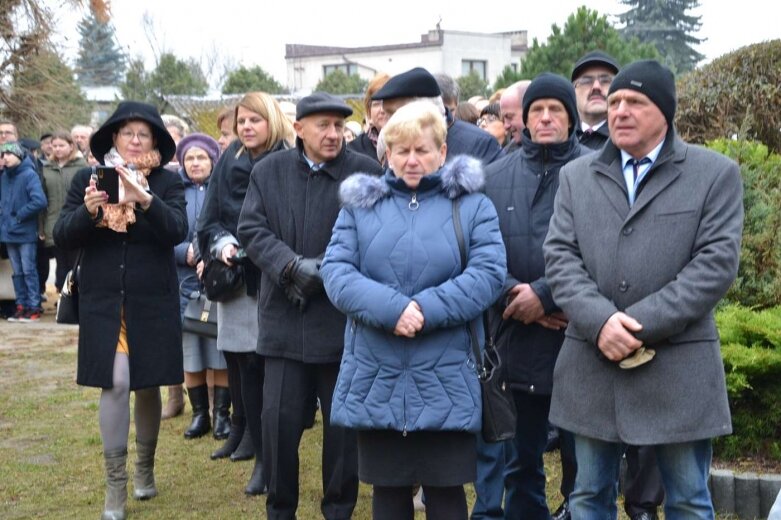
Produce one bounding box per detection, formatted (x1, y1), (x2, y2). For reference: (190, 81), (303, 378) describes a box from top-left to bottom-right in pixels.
(196, 91), (294, 495)
(53, 101), (188, 520)
(321, 101), (506, 520)
(478, 103), (507, 147)
(40, 131), (87, 293)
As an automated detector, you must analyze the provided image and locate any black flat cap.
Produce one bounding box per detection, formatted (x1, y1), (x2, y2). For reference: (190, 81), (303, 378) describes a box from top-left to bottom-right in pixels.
(296, 92), (353, 120)
(571, 51), (620, 81)
(371, 67), (441, 100)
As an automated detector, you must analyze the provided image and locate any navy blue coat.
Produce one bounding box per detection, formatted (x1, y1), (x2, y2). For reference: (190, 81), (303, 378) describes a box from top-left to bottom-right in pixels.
(321, 156), (506, 433)
(0, 156), (47, 243)
(484, 130), (590, 394)
(175, 169), (209, 316)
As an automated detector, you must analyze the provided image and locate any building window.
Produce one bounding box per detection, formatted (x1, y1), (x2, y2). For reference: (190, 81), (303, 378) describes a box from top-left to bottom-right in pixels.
(462, 60), (487, 80)
(323, 63), (358, 77)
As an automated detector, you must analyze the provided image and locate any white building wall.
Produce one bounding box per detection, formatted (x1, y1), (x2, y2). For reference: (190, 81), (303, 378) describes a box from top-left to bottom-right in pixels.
(285, 30), (525, 94)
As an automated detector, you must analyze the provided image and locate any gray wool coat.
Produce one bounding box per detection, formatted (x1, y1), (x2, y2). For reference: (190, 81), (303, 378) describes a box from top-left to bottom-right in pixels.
(543, 132), (743, 445)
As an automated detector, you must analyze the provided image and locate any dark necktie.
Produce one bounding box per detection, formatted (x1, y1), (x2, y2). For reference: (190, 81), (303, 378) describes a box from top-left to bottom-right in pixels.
(630, 157), (651, 182)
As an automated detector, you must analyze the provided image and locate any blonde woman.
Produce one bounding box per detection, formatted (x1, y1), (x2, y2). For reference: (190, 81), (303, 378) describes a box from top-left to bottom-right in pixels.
(196, 92), (293, 495)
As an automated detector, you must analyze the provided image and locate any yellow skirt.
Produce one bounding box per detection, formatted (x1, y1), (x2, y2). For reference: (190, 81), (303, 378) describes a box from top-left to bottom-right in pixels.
(116, 308), (129, 354)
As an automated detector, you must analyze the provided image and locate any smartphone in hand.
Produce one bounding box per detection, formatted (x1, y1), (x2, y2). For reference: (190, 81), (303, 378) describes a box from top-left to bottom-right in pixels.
(93, 166), (119, 204)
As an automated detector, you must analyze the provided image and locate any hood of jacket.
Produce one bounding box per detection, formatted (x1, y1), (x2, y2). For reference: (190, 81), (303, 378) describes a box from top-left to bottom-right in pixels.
(339, 155), (483, 209)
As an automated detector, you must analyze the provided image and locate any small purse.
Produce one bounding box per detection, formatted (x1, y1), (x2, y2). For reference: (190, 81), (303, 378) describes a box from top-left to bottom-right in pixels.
(56, 250), (82, 325)
(182, 293), (218, 339)
(452, 199), (517, 443)
(202, 257), (243, 302)
(181, 276), (218, 339)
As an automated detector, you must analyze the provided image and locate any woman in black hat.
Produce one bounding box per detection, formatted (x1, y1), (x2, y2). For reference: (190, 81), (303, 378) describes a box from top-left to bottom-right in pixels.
(53, 101), (188, 520)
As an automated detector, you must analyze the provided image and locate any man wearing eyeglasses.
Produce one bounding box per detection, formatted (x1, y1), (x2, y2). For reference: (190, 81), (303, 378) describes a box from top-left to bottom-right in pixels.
(571, 52), (619, 150)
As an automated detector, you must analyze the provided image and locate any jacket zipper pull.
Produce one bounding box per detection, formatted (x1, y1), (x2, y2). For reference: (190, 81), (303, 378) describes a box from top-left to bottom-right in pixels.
(408, 193), (419, 211)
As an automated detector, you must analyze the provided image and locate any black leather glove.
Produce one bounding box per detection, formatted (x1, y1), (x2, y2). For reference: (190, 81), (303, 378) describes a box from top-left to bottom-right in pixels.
(284, 280), (308, 312)
(288, 256), (323, 297)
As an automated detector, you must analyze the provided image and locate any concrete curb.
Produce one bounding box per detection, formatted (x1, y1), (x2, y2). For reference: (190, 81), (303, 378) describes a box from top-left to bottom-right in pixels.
(710, 468), (781, 519)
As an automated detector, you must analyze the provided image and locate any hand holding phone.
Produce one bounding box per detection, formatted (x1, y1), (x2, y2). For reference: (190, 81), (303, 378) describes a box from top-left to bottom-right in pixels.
(93, 166), (120, 204)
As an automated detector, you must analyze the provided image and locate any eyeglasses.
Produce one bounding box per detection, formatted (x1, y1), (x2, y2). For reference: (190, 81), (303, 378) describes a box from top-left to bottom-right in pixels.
(117, 129), (153, 142)
(574, 74), (615, 88)
(477, 114), (499, 126)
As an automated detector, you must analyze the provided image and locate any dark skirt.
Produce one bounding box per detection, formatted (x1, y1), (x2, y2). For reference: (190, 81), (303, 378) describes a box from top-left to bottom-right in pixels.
(357, 429), (476, 487)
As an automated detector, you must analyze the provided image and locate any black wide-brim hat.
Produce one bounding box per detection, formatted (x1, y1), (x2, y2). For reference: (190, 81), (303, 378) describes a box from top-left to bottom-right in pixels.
(90, 101), (177, 165)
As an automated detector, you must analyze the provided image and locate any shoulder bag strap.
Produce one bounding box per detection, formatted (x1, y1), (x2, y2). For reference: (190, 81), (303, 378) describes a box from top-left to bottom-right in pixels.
(452, 198), (488, 379)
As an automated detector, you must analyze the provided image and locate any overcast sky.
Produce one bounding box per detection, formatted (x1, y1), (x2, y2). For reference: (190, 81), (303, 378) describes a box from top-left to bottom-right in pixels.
(54, 0), (779, 89)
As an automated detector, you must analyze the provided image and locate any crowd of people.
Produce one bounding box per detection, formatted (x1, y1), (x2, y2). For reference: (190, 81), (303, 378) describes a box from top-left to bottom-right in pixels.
(0, 51), (746, 520)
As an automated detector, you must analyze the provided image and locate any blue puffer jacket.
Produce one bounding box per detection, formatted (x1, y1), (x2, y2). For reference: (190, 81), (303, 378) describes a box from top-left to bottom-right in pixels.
(321, 156), (506, 434)
(0, 156), (47, 243)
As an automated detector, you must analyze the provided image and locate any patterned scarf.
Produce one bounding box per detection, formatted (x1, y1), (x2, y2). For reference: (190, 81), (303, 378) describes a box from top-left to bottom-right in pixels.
(98, 147), (161, 233)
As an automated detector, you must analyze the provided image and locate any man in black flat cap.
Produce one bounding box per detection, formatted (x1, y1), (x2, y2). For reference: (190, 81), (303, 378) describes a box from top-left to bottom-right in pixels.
(571, 51), (620, 150)
(370, 67), (503, 165)
(238, 92), (383, 520)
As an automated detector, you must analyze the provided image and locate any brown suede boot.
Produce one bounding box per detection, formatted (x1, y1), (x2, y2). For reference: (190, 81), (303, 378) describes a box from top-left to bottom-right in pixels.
(161, 385), (184, 420)
(101, 449), (127, 520)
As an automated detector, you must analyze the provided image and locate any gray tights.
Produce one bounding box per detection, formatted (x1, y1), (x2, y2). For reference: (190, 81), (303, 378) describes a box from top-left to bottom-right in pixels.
(99, 353), (162, 452)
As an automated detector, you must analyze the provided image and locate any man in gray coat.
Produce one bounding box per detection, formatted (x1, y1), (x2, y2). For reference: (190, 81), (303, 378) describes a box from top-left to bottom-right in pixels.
(543, 60), (743, 519)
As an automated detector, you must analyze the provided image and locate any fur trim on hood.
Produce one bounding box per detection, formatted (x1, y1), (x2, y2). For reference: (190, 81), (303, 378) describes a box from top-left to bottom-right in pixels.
(340, 155), (484, 209)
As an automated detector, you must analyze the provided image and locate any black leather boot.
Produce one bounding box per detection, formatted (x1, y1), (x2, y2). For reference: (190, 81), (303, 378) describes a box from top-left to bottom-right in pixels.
(244, 458), (267, 495)
(230, 425), (254, 461)
(183, 385), (211, 439)
(211, 416), (245, 460)
(212, 386), (231, 440)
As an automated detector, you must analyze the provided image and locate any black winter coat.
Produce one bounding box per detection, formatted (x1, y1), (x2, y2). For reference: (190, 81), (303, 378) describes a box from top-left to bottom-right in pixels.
(576, 123), (610, 151)
(484, 130), (591, 394)
(347, 132), (379, 164)
(237, 141), (383, 363)
(53, 166), (188, 389)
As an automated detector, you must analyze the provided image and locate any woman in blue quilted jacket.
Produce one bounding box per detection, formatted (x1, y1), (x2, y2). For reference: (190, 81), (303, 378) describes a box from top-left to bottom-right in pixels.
(321, 101), (506, 520)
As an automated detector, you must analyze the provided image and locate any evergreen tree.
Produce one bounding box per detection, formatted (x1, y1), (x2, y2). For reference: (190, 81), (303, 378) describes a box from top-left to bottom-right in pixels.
(618, 0), (705, 73)
(75, 9), (126, 86)
(493, 65), (524, 92)
(314, 70), (367, 95)
(119, 54), (208, 110)
(222, 66), (284, 95)
(521, 7), (659, 79)
(457, 71), (489, 100)
(7, 50), (92, 137)
(120, 57), (154, 103)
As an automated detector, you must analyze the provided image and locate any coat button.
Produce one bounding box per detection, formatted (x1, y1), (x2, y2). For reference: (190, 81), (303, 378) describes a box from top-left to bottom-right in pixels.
(119, 264), (124, 269)
(623, 227), (633, 235)
(529, 384), (535, 393)
(619, 281), (629, 292)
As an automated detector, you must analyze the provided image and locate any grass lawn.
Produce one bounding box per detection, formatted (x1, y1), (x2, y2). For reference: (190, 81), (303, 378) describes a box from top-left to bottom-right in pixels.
(0, 312), (573, 519)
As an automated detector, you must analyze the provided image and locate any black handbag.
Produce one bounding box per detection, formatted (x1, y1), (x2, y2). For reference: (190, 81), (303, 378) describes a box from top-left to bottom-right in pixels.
(202, 256), (243, 302)
(181, 276), (218, 339)
(56, 250), (82, 325)
(452, 199), (517, 443)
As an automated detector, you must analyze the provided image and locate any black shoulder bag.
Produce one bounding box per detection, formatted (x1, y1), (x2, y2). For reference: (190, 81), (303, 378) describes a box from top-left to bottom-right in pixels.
(452, 198), (517, 443)
(56, 250), (82, 324)
(181, 275), (218, 339)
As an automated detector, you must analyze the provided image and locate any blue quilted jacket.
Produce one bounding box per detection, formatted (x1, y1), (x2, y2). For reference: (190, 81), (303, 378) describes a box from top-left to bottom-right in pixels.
(321, 156), (506, 434)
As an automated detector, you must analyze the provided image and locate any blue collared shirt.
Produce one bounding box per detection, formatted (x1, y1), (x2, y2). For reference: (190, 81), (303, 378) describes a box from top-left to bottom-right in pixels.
(620, 139), (665, 206)
(303, 154), (326, 171)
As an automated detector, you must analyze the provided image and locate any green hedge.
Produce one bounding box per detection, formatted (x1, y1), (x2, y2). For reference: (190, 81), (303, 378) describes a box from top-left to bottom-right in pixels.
(708, 139), (781, 309)
(715, 304), (781, 460)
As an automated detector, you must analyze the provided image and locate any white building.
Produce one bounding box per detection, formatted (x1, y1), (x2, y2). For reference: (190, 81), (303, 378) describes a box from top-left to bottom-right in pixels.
(285, 27), (528, 94)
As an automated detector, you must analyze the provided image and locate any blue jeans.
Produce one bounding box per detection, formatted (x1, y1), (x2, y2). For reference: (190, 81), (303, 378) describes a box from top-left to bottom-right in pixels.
(6, 242), (40, 309)
(503, 391), (552, 520)
(471, 437), (516, 519)
(571, 435), (714, 520)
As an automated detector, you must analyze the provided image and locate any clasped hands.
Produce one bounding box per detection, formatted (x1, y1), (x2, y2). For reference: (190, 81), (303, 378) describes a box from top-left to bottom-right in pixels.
(597, 312), (655, 368)
(84, 165), (152, 218)
(394, 301), (424, 338)
(282, 256), (323, 311)
(503, 283), (568, 330)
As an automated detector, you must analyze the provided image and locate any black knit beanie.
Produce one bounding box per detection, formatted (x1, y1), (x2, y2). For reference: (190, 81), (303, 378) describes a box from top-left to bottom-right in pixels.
(608, 60), (676, 127)
(522, 72), (578, 130)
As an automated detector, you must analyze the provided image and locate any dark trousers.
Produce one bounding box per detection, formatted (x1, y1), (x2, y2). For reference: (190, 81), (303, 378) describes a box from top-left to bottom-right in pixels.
(237, 352), (264, 458)
(262, 357), (358, 520)
(559, 434), (665, 516)
(623, 445), (665, 517)
(504, 391), (551, 520)
(224, 352), (245, 420)
(36, 243), (51, 294)
(471, 437), (515, 519)
(373, 485), (467, 520)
